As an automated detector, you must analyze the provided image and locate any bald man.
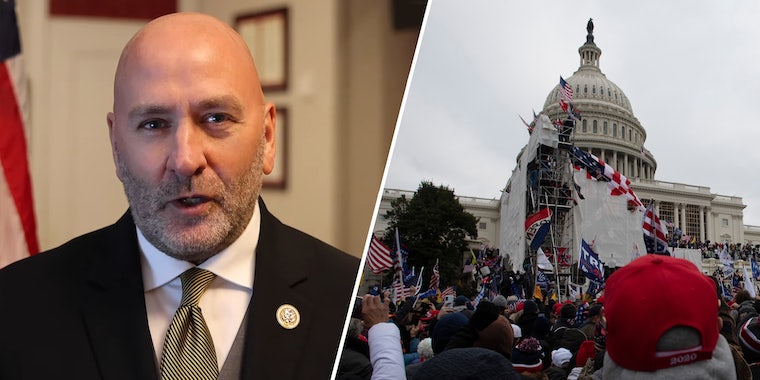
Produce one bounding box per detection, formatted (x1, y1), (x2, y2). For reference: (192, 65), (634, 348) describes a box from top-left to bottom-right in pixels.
(0, 13), (359, 380)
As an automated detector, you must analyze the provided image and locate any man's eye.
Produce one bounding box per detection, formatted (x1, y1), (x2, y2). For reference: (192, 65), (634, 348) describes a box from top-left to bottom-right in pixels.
(205, 114), (229, 123)
(140, 119), (166, 130)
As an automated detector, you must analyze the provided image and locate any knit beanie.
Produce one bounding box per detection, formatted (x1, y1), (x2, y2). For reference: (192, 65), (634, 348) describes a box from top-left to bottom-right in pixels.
(431, 312), (468, 354)
(511, 337), (544, 373)
(468, 301), (500, 331)
(523, 300), (539, 314)
(474, 315), (514, 358)
(493, 295), (509, 309)
(739, 316), (760, 362)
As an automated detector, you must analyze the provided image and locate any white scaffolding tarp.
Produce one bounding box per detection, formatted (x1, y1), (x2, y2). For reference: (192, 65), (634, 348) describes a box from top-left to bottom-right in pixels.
(571, 169), (646, 267)
(499, 115), (556, 270)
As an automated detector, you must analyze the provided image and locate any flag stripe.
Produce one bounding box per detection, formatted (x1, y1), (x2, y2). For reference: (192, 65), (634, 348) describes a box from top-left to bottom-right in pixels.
(366, 235), (393, 274)
(642, 202), (669, 254)
(559, 76), (574, 102)
(428, 258), (439, 291)
(1, 1), (39, 268)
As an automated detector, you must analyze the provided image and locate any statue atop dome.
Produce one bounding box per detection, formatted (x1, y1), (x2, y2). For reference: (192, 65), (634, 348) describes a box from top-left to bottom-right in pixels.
(586, 18), (595, 44)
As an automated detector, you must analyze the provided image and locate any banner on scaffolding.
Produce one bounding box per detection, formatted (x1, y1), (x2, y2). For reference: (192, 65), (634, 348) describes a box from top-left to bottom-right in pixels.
(525, 208), (552, 250)
(556, 247), (571, 267)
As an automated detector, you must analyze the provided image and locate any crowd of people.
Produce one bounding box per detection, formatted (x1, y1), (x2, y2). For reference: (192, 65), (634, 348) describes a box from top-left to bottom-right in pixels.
(699, 241), (760, 262)
(338, 254), (760, 379)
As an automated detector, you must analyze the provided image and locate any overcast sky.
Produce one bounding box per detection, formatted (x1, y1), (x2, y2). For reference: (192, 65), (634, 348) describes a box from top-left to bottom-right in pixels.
(384, 0), (760, 226)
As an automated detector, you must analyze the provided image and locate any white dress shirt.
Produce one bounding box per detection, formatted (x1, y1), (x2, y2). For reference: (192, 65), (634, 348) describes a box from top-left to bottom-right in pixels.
(138, 205), (259, 370)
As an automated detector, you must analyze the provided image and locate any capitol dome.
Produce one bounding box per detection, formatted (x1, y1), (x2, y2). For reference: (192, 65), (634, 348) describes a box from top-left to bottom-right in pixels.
(542, 19), (657, 181)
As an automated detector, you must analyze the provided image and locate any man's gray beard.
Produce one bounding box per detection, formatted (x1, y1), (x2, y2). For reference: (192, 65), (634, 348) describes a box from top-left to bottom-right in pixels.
(115, 139), (265, 263)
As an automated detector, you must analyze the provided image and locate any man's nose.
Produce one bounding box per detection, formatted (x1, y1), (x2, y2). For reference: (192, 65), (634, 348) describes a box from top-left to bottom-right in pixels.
(167, 121), (206, 177)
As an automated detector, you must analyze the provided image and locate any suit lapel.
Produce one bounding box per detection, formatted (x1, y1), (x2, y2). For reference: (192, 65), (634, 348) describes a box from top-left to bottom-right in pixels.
(241, 200), (314, 379)
(80, 212), (158, 380)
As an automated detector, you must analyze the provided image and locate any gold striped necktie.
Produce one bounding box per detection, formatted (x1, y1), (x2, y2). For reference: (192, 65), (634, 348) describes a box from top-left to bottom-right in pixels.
(160, 267), (219, 380)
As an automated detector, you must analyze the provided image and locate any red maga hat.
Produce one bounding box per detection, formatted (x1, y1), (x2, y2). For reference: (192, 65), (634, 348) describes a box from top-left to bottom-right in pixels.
(604, 255), (719, 372)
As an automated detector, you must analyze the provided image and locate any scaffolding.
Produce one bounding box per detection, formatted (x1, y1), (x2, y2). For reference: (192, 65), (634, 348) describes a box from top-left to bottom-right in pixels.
(525, 115), (577, 301)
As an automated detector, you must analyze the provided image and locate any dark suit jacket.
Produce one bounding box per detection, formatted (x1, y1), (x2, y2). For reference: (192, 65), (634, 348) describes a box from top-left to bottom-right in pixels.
(0, 199), (360, 379)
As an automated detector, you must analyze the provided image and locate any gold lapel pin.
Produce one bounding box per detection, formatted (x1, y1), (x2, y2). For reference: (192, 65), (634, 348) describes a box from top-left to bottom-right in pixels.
(276, 304), (300, 329)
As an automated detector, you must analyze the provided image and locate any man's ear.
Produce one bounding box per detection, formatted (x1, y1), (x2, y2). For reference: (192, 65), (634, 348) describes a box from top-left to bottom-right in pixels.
(106, 112), (123, 181)
(262, 103), (276, 175)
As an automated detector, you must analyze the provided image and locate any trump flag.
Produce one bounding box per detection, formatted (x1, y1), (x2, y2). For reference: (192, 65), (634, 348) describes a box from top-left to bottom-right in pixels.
(579, 239), (604, 282)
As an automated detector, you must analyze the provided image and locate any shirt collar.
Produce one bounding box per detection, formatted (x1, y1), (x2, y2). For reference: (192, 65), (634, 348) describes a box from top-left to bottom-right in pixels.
(139, 203), (260, 292)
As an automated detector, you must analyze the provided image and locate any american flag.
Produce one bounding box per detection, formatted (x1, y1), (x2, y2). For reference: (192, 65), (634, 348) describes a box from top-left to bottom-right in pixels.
(428, 258), (440, 291)
(643, 202), (669, 255)
(392, 280), (413, 304)
(441, 286), (456, 300)
(559, 76), (574, 103)
(366, 235), (393, 274)
(570, 146), (644, 211)
(1, 0), (39, 268)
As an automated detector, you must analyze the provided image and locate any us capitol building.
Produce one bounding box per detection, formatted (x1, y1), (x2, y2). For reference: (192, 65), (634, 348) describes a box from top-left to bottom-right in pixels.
(376, 21), (760, 255)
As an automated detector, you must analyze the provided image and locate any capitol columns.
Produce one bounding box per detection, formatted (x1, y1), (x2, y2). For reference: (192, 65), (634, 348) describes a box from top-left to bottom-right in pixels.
(699, 206), (706, 243)
(673, 203), (680, 232)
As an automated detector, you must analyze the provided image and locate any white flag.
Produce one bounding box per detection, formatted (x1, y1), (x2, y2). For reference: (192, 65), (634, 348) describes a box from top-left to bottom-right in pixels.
(744, 267), (756, 298)
(537, 247), (554, 272)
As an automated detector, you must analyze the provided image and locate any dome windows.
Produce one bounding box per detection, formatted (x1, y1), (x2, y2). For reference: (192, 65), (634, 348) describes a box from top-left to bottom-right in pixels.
(613, 123), (618, 137)
(593, 120), (598, 133)
(603, 121), (608, 135)
(582, 119), (587, 132)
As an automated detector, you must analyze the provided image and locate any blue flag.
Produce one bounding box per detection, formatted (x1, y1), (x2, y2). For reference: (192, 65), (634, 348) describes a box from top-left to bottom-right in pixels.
(417, 288), (437, 300)
(579, 239), (605, 282)
(536, 270), (551, 289)
(587, 280), (603, 297)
